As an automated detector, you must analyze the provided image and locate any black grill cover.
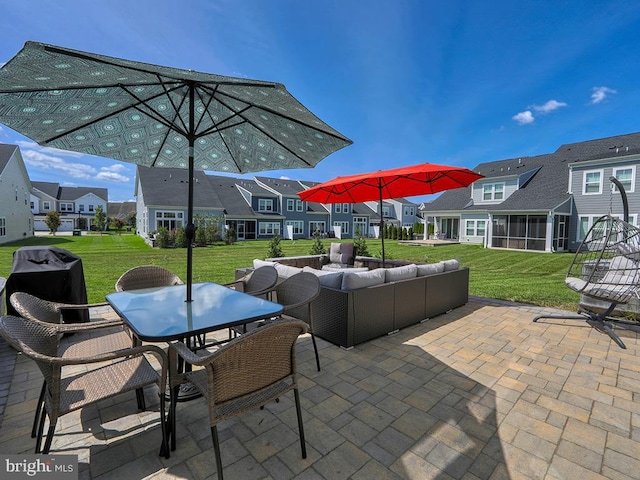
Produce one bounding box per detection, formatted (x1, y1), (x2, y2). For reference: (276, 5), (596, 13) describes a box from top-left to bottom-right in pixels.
(5, 246), (89, 323)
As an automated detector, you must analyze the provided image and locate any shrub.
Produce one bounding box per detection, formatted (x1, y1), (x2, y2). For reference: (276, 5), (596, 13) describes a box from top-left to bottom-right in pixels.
(310, 230), (326, 255)
(156, 227), (171, 248)
(174, 226), (188, 248)
(353, 228), (369, 257)
(267, 234), (284, 258)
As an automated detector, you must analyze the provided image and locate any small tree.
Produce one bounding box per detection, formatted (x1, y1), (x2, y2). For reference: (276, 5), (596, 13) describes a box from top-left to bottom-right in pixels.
(44, 210), (61, 235)
(225, 225), (237, 245)
(156, 226), (171, 248)
(112, 217), (125, 234)
(94, 205), (107, 233)
(353, 228), (370, 257)
(174, 226), (188, 247)
(267, 234), (284, 258)
(310, 230), (326, 255)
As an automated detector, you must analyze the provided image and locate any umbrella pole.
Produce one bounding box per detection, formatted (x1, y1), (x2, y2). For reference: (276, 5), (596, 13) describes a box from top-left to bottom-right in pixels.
(379, 180), (385, 268)
(185, 85), (196, 302)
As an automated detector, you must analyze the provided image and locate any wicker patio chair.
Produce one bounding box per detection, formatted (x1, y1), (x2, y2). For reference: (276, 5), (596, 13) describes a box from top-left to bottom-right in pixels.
(169, 319), (308, 480)
(115, 265), (183, 292)
(10, 291), (135, 438)
(0, 315), (170, 457)
(233, 272), (322, 372)
(224, 265), (278, 298)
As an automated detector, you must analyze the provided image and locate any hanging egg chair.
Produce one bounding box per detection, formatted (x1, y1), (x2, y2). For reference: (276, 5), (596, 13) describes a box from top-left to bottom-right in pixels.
(534, 179), (640, 349)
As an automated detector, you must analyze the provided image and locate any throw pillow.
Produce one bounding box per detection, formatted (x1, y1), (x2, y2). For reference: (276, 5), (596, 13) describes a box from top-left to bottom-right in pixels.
(302, 266), (344, 289)
(416, 262), (445, 276)
(385, 264), (418, 282)
(253, 259), (276, 269)
(341, 268), (386, 290)
(274, 263), (303, 279)
(441, 259), (460, 271)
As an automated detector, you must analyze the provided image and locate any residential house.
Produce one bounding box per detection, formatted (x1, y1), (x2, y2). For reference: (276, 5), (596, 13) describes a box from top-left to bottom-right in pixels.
(421, 131), (640, 252)
(134, 166), (225, 237)
(365, 198), (419, 236)
(0, 144), (33, 244)
(31, 181), (108, 231)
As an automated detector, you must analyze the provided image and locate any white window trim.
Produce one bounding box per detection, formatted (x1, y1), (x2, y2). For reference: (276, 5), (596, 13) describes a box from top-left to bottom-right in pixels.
(612, 166), (635, 193)
(480, 182), (505, 202)
(258, 222), (280, 235)
(333, 221), (349, 234)
(582, 169), (603, 195)
(286, 199), (295, 211)
(285, 220), (304, 234)
(335, 204), (342, 213)
(465, 219), (486, 237)
(258, 198), (274, 212)
(296, 200), (304, 212)
(0, 217), (6, 237)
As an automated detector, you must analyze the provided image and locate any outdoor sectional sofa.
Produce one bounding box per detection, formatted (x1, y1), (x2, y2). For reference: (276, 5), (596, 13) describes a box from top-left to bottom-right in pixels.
(236, 254), (469, 349)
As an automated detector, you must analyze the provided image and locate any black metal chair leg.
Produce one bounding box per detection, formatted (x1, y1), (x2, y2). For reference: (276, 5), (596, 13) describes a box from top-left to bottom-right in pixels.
(211, 425), (224, 480)
(31, 383), (46, 438)
(310, 333), (320, 372)
(41, 422), (57, 454)
(294, 388), (307, 459)
(35, 408), (47, 453)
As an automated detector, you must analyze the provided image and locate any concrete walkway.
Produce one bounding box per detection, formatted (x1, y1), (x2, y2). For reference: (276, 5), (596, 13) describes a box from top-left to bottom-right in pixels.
(0, 297), (638, 479)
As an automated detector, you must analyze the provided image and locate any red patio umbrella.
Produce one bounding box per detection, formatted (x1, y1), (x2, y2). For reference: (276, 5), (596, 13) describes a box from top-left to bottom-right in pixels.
(298, 163), (484, 265)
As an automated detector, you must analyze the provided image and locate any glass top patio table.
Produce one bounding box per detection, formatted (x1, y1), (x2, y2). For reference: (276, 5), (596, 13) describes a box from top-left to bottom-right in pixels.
(106, 282), (284, 342)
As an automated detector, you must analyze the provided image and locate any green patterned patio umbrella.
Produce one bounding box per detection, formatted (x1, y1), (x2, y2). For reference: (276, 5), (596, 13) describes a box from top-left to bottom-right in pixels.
(0, 41), (352, 301)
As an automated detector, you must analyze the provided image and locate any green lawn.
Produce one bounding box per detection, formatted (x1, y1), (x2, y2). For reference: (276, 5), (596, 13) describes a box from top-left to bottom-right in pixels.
(0, 233), (580, 310)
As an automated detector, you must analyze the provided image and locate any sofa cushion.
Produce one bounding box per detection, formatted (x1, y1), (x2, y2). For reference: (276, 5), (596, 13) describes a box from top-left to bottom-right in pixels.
(416, 262), (445, 276)
(253, 259), (277, 269)
(302, 266), (344, 289)
(385, 264), (418, 282)
(441, 259), (460, 271)
(341, 268), (386, 290)
(329, 242), (355, 265)
(322, 265), (368, 273)
(274, 263), (303, 279)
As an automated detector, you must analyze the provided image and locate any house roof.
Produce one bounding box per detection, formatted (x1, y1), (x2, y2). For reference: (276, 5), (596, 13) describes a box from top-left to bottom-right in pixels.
(108, 202), (136, 218)
(31, 181), (60, 199)
(255, 176), (305, 196)
(136, 166), (224, 210)
(423, 131), (640, 214)
(59, 186), (108, 202)
(206, 175), (257, 217)
(0, 144), (18, 174)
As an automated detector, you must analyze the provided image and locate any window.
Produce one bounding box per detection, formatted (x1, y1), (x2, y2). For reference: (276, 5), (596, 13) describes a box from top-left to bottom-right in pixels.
(287, 199), (295, 211)
(258, 199), (274, 212)
(353, 216), (368, 236)
(333, 221), (349, 234)
(296, 200), (304, 212)
(404, 206), (415, 216)
(343, 203), (350, 214)
(89, 204), (94, 212)
(578, 213), (639, 242)
(79, 205), (85, 212)
(482, 183), (505, 201)
(43, 201), (50, 211)
(60, 203), (74, 212)
(0, 218), (5, 237)
(465, 220), (486, 237)
(309, 221), (325, 235)
(382, 206), (391, 217)
(583, 170), (603, 194)
(335, 204), (342, 214)
(259, 222), (280, 235)
(285, 220), (304, 235)
(156, 210), (184, 231)
(30, 201), (34, 209)
(613, 166), (635, 193)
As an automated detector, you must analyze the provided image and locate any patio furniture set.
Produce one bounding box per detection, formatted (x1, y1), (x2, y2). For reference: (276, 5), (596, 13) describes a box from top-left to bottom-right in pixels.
(236, 245), (470, 349)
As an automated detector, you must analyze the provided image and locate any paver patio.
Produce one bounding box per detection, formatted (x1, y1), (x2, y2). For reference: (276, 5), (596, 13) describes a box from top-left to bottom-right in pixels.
(0, 296), (638, 479)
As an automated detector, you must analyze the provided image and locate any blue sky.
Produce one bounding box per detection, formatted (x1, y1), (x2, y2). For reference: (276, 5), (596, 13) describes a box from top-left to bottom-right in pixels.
(1, 0), (639, 202)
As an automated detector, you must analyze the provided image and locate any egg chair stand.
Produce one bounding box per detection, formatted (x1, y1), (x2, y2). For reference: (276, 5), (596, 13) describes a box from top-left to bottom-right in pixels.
(534, 178), (640, 349)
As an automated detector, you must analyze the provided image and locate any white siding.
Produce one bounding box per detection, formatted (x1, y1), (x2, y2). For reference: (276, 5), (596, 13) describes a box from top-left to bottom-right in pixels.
(0, 151), (33, 244)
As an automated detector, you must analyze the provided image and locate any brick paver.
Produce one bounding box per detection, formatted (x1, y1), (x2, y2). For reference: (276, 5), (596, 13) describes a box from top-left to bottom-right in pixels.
(0, 297), (638, 479)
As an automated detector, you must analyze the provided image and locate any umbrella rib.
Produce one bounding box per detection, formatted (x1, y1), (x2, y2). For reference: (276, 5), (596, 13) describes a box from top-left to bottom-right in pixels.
(213, 87), (349, 142)
(39, 44), (280, 89)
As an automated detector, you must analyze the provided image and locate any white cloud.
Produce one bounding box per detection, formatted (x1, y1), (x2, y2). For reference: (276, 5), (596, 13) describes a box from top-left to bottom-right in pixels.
(533, 99), (567, 113)
(513, 99), (567, 125)
(513, 111), (535, 125)
(21, 148), (98, 179)
(97, 166), (130, 183)
(590, 86), (617, 104)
